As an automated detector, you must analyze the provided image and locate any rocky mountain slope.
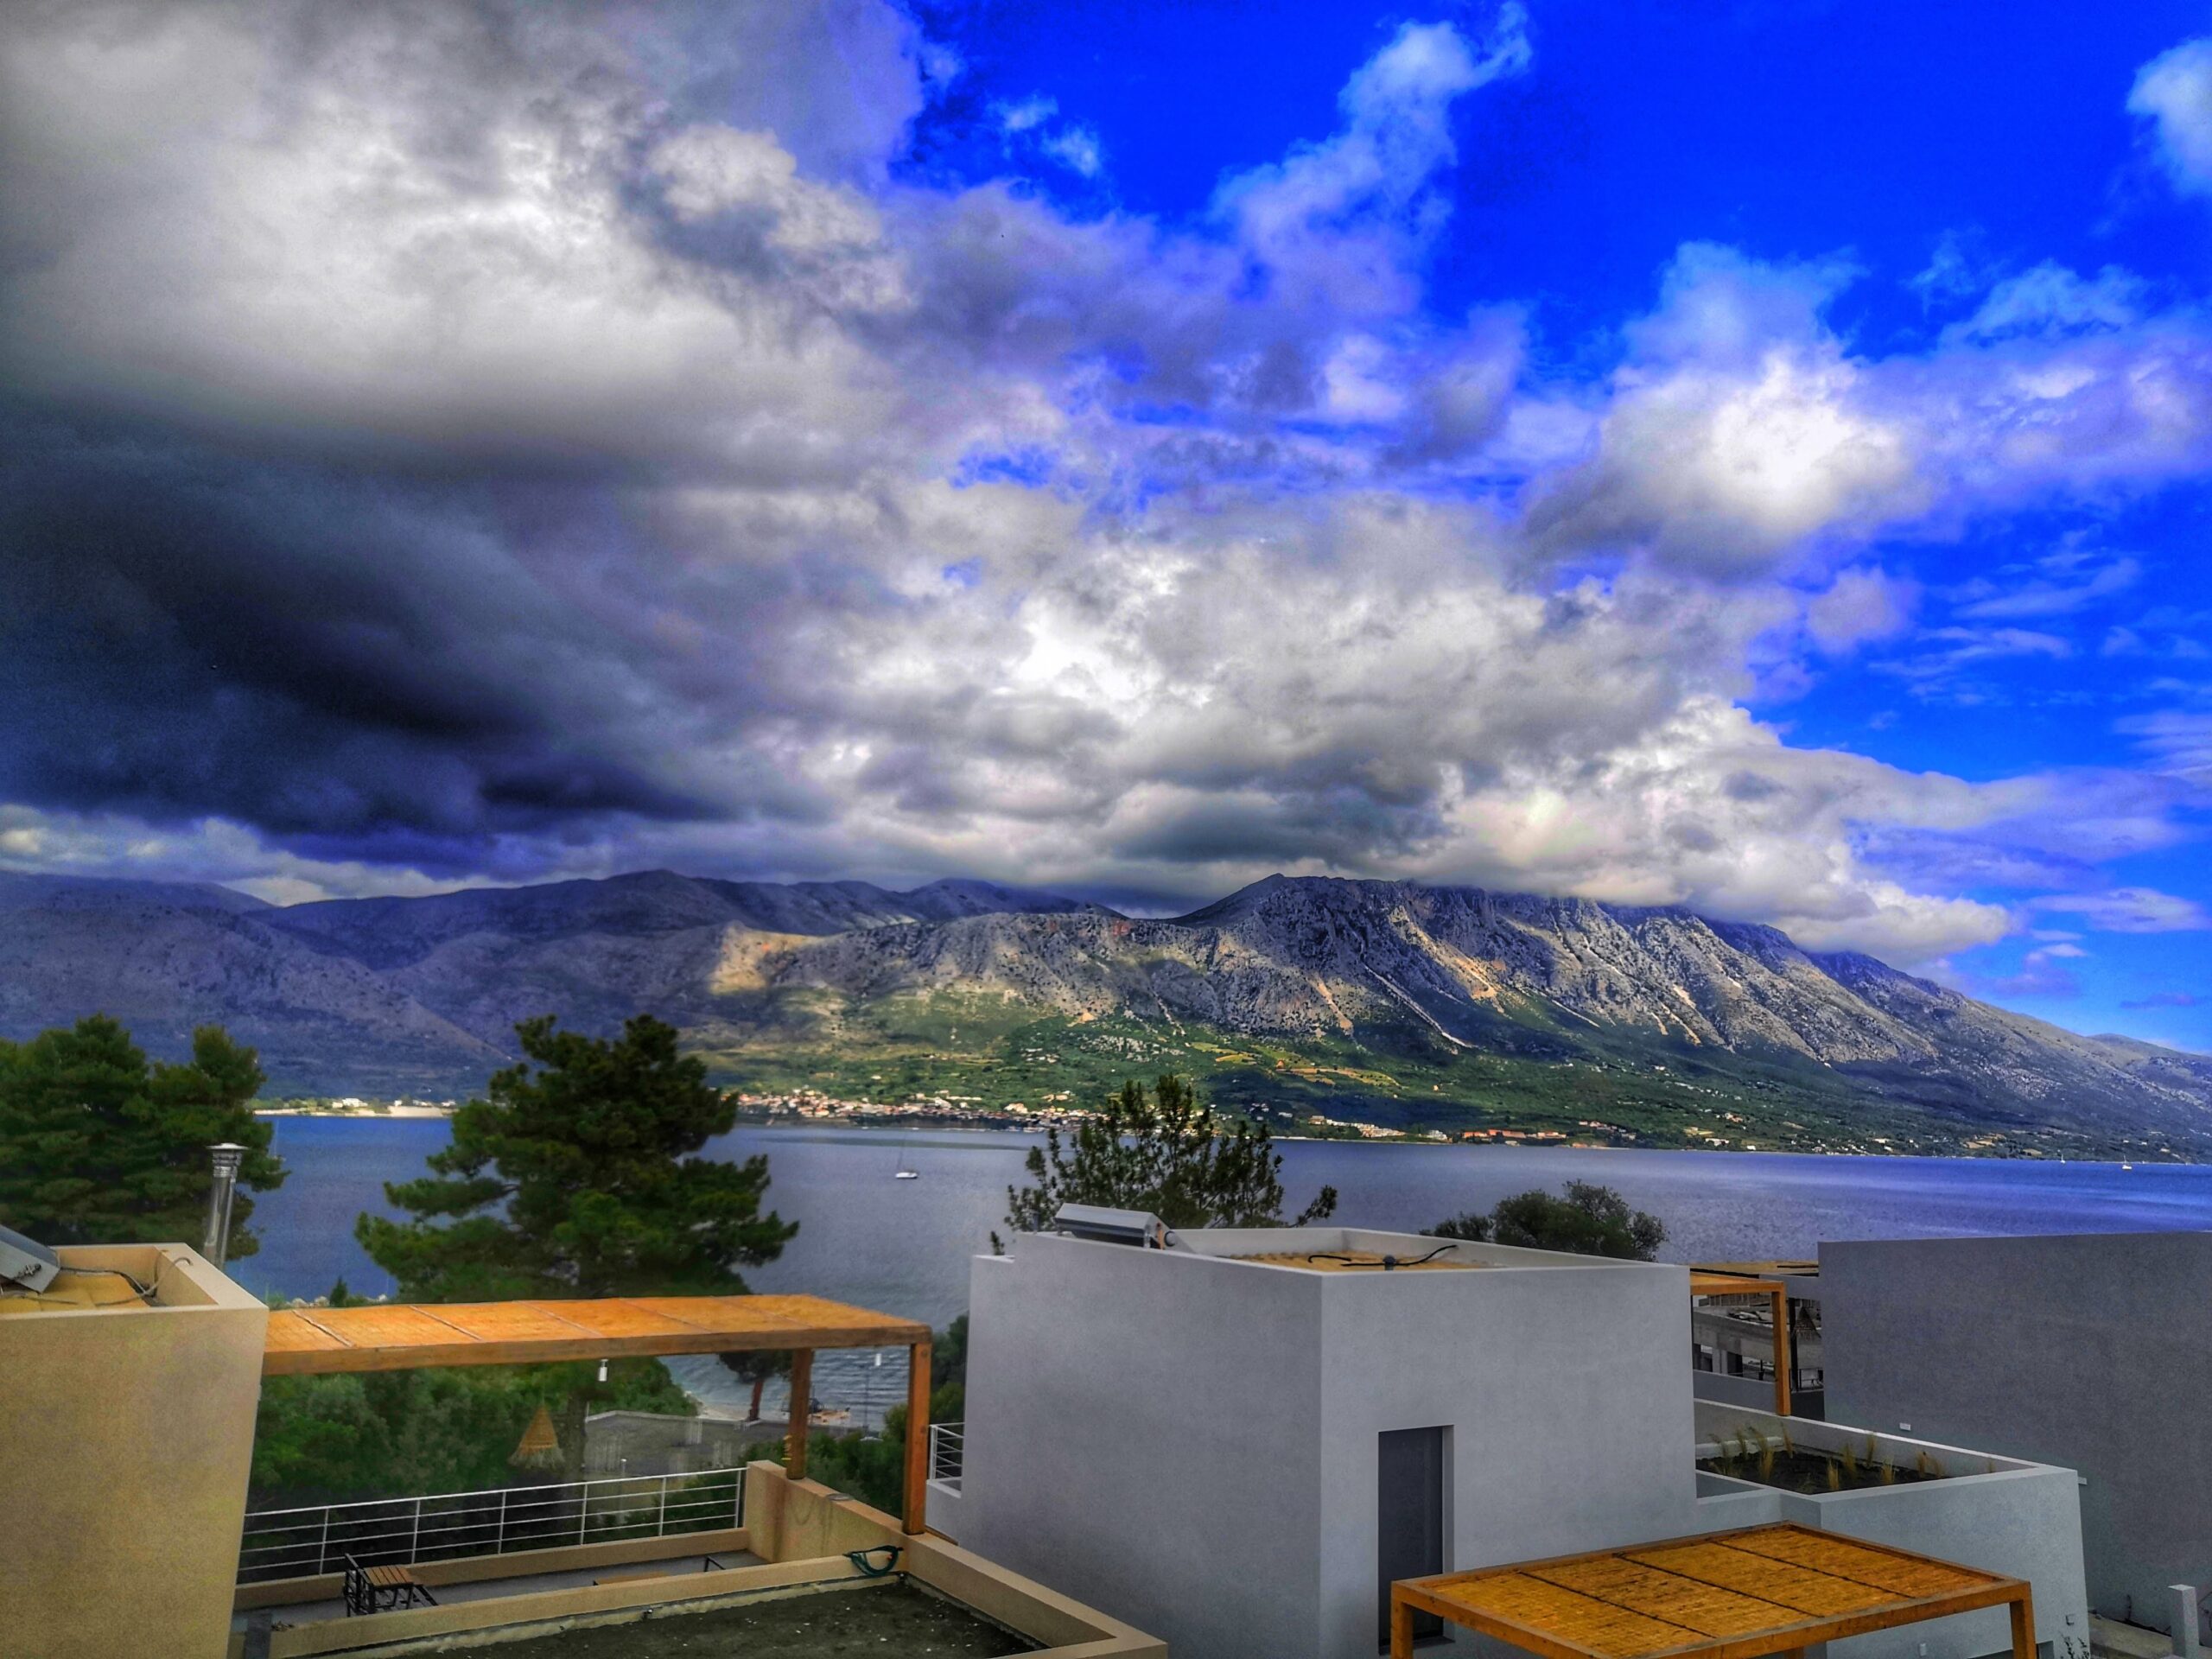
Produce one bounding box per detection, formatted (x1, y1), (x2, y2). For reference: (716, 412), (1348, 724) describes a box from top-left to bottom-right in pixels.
(1, 868), (2205, 1152)
(747, 876), (2212, 1144)
(0, 870), (1100, 1096)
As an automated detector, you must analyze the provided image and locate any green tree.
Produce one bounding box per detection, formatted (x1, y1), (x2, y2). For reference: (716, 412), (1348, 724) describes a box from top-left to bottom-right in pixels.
(253, 1358), (691, 1506)
(357, 1014), (798, 1472)
(0, 1015), (283, 1256)
(772, 1317), (969, 1516)
(718, 1349), (790, 1421)
(1002, 1073), (1336, 1239)
(1427, 1211), (1496, 1243)
(358, 1014), (796, 1301)
(1428, 1181), (1665, 1261)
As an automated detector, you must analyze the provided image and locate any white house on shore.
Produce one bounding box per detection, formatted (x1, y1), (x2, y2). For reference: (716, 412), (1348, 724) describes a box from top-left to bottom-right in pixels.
(929, 1221), (2088, 1659)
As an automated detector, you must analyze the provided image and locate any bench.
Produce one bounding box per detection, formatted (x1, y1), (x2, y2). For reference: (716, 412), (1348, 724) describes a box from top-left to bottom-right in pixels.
(341, 1556), (438, 1617)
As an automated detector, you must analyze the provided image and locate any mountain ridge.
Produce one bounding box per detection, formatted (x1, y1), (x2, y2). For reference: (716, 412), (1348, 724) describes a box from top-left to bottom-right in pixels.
(1, 867), (2204, 1154)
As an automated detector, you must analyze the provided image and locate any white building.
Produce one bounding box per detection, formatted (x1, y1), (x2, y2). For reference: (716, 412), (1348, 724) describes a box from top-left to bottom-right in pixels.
(931, 1223), (2086, 1659)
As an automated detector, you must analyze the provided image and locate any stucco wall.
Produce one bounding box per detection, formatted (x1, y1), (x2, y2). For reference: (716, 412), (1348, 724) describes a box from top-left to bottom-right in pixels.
(960, 1236), (1330, 1659)
(1317, 1256), (1700, 1659)
(1822, 1231), (2212, 1630)
(2, 1244), (268, 1659)
(960, 1231), (1700, 1659)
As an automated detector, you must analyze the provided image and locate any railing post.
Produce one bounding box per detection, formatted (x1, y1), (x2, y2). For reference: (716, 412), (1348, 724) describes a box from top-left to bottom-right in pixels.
(410, 1496), (423, 1566)
(2171, 1585), (2202, 1659)
(317, 1507), (331, 1578)
(577, 1478), (588, 1545)
(498, 1487), (510, 1557)
(657, 1474), (668, 1536)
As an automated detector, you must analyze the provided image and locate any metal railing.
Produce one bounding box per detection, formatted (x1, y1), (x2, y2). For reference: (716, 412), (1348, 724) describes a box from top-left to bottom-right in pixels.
(238, 1467), (744, 1584)
(928, 1421), (963, 1490)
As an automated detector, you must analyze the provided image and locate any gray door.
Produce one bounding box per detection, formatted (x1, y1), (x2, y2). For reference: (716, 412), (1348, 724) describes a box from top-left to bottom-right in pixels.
(1377, 1427), (1446, 1648)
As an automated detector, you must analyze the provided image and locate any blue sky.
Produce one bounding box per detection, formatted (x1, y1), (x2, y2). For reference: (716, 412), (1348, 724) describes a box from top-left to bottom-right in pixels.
(1, 0), (2209, 1048)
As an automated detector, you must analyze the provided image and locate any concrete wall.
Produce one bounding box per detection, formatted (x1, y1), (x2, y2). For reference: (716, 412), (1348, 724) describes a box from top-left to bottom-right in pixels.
(1317, 1256), (1700, 1659)
(961, 1234), (1330, 1659)
(1822, 1231), (2212, 1630)
(2, 1244), (268, 1659)
(1693, 1410), (2088, 1659)
(958, 1229), (1700, 1659)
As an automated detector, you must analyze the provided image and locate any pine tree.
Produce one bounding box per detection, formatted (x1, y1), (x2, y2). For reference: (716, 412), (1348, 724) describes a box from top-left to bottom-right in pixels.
(0, 1015), (283, 1255)
(1002, 1072), (1337, 1236)
(359, 1014), (796, 1301)
(357, 1014), (797, 1475)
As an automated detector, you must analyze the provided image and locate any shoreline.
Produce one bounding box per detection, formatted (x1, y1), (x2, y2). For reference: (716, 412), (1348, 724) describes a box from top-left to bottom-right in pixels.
(255, 1105), (454, 1118)
(245, 1109), (2198, 1167)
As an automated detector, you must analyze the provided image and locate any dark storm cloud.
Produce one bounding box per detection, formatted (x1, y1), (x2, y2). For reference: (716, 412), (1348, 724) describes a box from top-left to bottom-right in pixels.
(0, 413), (715, 850)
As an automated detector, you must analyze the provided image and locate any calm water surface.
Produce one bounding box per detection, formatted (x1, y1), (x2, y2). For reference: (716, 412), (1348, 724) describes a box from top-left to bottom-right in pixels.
(242, 1118), (2212, 1421)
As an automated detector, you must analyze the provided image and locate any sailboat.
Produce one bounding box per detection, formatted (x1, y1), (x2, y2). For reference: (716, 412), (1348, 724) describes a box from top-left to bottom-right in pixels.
(894, 1145), (920, 1180)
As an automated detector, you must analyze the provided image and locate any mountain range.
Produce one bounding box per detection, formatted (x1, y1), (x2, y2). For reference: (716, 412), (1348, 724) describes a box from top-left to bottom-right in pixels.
(3, 868), (2207, 1156)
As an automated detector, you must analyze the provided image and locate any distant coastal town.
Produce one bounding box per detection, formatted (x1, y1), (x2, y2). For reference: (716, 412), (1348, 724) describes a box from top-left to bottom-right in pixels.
(727, 1087), (1642, 1147)
(251, 1084), (1645, 1147)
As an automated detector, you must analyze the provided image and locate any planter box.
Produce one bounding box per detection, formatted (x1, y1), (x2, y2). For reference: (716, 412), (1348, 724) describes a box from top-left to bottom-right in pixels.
(1694, 1411), (2088, 1659)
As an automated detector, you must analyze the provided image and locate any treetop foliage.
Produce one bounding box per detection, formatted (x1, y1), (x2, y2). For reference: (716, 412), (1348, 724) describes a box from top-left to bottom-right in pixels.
(1003, 1072), (1337, 1236)
(359, 1014), (796, 1302)
(1430, 1180), (1666, 1261)
(0, 1015), (283, 1256)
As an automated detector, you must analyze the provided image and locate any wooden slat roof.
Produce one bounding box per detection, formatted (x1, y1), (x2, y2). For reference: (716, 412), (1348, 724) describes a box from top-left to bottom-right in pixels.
(262, 1293), (929, 1376)
(1688, 1271), (1787, 1298)
(1395, 1524), (2026, 1659)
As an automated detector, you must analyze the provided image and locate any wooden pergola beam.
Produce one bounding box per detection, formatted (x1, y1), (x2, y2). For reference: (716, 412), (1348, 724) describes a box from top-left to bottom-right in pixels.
(1688, 1272), (1793, 1417)
(261, 1292), (938, 1534)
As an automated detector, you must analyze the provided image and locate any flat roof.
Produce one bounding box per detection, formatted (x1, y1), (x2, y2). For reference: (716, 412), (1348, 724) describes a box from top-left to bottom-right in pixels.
(1393, 1523), (2028, 1659)
(263, 1293), (930, 1376)
(0, 1268), (150, 1317)
(1232, 1249), (1483, 1273)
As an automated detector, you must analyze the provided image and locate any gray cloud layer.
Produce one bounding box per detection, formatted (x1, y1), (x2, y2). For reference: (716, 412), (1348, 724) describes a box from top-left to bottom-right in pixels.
(2, 0), (2209, 962)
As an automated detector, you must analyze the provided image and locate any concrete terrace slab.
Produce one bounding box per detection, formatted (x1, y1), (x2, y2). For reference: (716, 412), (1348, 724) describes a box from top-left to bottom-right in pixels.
(232, 1549), (766, 1632)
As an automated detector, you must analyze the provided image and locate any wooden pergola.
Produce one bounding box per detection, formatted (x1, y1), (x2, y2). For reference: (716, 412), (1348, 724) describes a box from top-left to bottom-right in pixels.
(1690, 1270), (1795, 1417)
(263, 1293), (935, 1534)
(1390, 1522), (2033, 1659)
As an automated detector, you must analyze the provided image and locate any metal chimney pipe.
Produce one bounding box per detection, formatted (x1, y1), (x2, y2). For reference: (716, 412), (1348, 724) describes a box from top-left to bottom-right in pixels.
(204, 1142), (248, 1267)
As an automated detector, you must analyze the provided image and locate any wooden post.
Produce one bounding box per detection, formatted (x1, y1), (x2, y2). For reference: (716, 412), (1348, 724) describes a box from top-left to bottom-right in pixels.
(785, 1348), (813, 1481)
(2010, 1589), (2037, 1659)
(1770, 1286), (1793, 1418)
(904, 1338), (931, 1535)
(1390, 1592), (1414, 1659)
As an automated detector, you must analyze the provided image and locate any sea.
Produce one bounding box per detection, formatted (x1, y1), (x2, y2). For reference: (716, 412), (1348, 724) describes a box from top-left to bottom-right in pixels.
(238, 1118), (2212, 1427)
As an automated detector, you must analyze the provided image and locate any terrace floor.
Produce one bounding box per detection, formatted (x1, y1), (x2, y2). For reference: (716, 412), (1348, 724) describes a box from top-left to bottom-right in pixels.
(443, 1581), (1039, 1656)
(232, 1546), (763, 1633)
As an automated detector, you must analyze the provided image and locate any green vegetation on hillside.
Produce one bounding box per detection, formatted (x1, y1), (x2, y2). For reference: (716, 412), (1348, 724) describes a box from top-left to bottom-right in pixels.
(696, 991), (2128, 1159)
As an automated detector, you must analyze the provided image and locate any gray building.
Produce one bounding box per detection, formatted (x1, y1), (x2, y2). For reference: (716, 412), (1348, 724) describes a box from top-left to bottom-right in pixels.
(937, 1224), (2086, 1659)
(1822, 1230), (2212, 1633)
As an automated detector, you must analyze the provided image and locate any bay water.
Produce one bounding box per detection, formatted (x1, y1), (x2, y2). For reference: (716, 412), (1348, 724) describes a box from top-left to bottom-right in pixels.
(240, 1118), (2212, 1424)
